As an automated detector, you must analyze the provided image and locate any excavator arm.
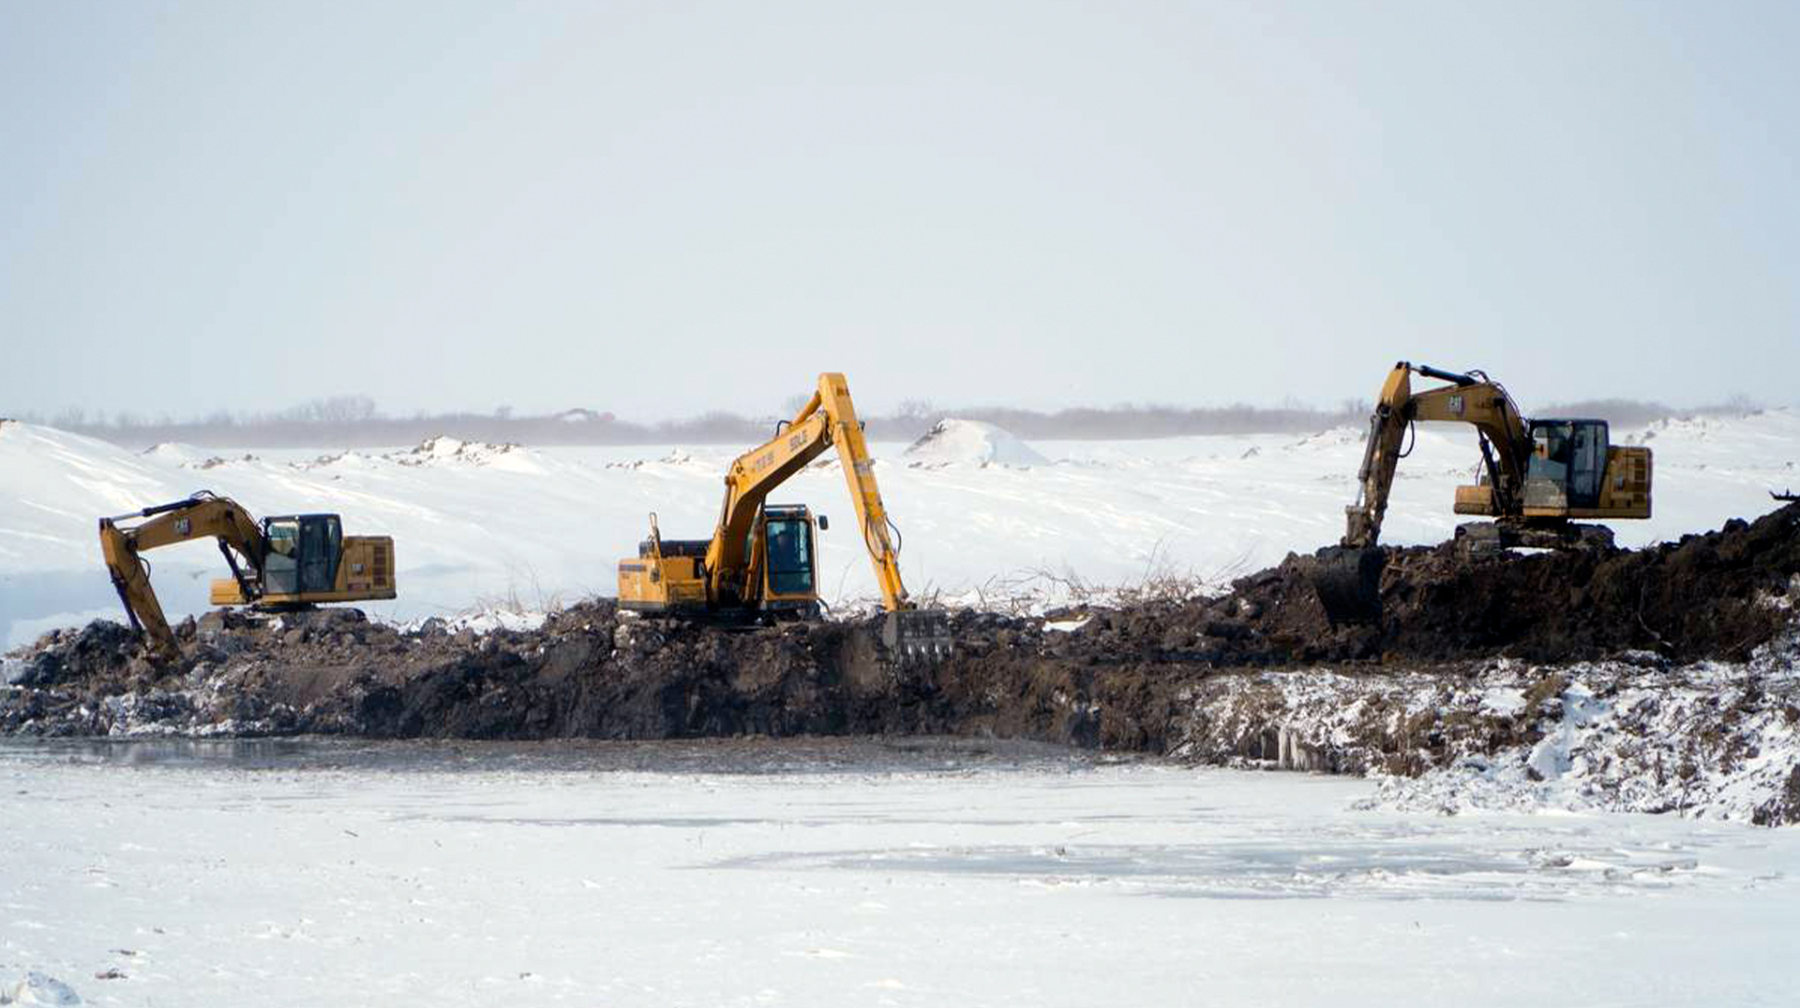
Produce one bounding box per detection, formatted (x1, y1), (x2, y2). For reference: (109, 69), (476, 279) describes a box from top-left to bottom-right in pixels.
(98, 493), (266, 662)
(704, 372), (915, 611)
(1341, 362), (1530, 548)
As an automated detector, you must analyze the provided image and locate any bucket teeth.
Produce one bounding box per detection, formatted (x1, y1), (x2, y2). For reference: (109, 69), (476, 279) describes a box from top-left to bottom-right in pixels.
(882, 609), (953, 663)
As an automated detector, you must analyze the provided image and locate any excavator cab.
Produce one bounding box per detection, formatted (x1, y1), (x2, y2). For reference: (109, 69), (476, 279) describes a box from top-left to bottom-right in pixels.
(752, 504), (823, 618)
(209, 511), (392, 606)
(1521, 419), (1651, 520)
(261, 515), (343, 596)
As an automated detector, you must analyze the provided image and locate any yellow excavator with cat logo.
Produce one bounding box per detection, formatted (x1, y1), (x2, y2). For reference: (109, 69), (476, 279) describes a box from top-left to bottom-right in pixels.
(1314, 361), (1653, 621)
(99, 492), (396, 662)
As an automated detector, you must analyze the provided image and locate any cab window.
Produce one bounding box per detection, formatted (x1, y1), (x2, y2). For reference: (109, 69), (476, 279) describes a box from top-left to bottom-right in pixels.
(765, 519), (813, 596)
(1528, 421), (1573, 486)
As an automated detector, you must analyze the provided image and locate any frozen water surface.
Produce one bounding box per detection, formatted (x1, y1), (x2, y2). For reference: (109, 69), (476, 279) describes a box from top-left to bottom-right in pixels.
(2, 738), (1797, 1006)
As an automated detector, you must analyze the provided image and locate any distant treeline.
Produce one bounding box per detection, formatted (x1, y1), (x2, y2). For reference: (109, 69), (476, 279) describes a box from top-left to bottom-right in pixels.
(13, 392), (1763, 450)
(1533, 396), (1761, 430)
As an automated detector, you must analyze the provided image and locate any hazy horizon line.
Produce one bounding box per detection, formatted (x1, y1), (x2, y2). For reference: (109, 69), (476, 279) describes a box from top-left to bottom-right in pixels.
(6, 394), (1777, 451)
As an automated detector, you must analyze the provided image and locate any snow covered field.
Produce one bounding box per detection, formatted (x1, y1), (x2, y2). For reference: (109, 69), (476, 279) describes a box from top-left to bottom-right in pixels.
(4, 410), (1797, 648)
(3, 738), (1798, 1007)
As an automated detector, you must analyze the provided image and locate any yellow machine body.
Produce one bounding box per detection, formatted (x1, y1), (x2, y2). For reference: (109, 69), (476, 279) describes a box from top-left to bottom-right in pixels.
(619, 507), (821, 616)
(208, 535), (397, 605)
(1455, 446), (1652, 520)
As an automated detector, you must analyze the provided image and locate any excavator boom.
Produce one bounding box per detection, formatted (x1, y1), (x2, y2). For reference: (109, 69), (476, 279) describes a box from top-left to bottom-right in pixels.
(708, 374), (912, 608)
(1342, 362), (1529, 549)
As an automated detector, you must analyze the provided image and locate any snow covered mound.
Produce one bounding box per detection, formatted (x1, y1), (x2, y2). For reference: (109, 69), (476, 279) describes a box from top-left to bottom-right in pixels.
(1357, 637), (1800, 824)
(385, 436), (538, 471)
(904, 419), (1048, 468)
(0, 422), (181, 533)
(1621, 406), (1795, 446)
(140, 441), (208, 465)
(0, 971), (83, 1005)
(1170, 630), (1800, 825)
(143, 443), (260, 470)
(1285, 426), (1365, 451)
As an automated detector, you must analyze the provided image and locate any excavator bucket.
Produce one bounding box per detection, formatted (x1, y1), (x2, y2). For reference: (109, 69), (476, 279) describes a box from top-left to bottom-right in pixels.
(1307, 546), (1386, 625)
(882, 609), (954, 663)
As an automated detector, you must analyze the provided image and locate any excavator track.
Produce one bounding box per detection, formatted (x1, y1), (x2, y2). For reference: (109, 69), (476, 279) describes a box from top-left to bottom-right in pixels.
(1452, 521), (1616, 555)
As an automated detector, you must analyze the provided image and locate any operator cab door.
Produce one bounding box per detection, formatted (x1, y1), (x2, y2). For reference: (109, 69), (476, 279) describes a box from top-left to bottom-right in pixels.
(763, 515), (816, 599)
(1567, 421), (1608, 508)
(298, 515), (342, 593)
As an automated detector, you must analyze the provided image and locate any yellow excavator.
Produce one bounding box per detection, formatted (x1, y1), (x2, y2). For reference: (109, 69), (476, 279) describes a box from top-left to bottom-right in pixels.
(1314, 361), (1653, 620)
(99, 492), (397, 662)
(618, 372), (950, 660)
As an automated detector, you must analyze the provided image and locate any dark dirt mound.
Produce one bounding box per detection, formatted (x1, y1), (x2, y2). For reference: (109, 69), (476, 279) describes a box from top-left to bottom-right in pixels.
(4, 504), (1798, 758)
(1049, 502), (1800, 669)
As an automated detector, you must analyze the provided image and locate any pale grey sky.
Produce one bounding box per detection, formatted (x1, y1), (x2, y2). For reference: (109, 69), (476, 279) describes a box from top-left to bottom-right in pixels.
(3, 0), (1795, 420)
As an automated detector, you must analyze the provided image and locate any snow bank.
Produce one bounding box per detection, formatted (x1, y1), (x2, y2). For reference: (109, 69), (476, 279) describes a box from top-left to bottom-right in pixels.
(1173, 633), (1800, 825)
(1362, 641), (1800, 824)
(139, 441), (210, 465)
(904, 419), (1048, 468)
(142, 443), (260, 470)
